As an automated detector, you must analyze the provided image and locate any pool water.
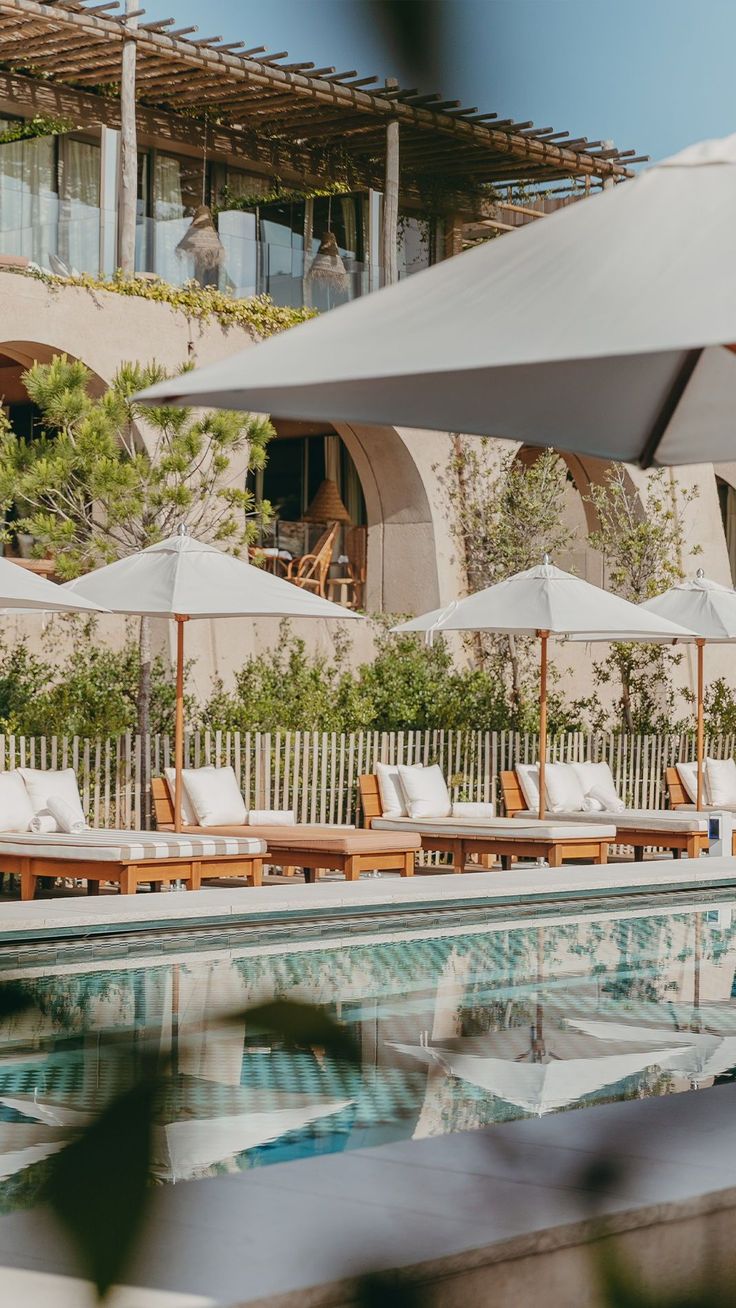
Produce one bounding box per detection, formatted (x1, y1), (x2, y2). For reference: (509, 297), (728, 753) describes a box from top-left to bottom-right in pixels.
(1, 896), (735, 1207)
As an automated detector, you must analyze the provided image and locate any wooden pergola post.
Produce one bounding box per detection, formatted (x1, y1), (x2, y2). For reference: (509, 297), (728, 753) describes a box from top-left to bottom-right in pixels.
(118, 0), (138, 275)
(381, 79), (399, 286)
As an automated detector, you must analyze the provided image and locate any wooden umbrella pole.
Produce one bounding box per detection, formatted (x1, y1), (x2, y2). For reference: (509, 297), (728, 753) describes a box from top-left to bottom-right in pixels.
(538, 631), (549, 821)
(696, 638), (705, 811)
(174, 615), (189, 832)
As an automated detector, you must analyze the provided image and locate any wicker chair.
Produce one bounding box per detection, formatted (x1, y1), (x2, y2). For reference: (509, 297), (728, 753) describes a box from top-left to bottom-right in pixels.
(286, 522), (339, 598)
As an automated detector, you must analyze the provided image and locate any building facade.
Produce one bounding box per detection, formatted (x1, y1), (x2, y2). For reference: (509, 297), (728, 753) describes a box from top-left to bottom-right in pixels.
(0, 0), (731, 708)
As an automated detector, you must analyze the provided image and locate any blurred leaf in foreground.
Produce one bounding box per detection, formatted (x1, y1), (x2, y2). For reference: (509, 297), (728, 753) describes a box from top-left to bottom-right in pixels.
(242, 999), (360, 1064)
(45, 1075), (159, 1299)
(0, 982), (35, 1018)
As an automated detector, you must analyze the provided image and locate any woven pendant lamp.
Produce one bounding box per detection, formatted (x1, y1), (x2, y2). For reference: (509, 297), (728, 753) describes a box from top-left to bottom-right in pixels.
(176, 205), (225, 283)
(304, 478), (352, 523)
(305, 230), (350, 292)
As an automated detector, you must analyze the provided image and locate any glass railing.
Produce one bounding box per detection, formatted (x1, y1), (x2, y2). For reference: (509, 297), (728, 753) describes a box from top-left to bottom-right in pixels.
(0, 209), (101, 276)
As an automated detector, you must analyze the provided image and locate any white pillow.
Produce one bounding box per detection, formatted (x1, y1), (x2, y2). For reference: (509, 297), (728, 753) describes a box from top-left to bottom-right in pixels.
(375, 762), (422, 817)
(397, 763), (451, 819)
(544, 762), (586, 813)
(571, 761), (621, 810)
(452, 801), (495, 819)
(516, 763), (540, 812)
(676, 761), (707, 804)
(0, 771), (35, 832)
(248, 810), (296, 825)
(705, 758), (736, 807)
(181, 766), (246, 827)
(46, 795), (87, 834)
(586, 784), (625, 814)
(164, 766), (214, 825)
(19, 767), (85, 824)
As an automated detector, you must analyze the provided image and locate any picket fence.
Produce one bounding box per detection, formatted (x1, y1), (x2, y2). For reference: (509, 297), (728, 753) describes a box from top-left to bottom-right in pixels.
(2, 728), (734, 829)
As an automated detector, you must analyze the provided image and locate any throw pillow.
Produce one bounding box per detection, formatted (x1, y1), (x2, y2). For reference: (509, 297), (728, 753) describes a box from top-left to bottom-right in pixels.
(375, 761), (422, 817)
(181, 766), (247, 827)
(544, 762), (587, 813)
(0, 770), (35, 832)
(705, 758), (736, 807)
(397, 763), (451, 819)
(19, 767), (85, 824)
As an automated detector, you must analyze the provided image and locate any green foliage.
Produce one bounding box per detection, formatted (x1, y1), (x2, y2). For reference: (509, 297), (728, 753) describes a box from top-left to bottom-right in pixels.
(21, 268), (316, 339)
(213, 179), (350, 216)
(0, 114), (73, 145)
(0, 634), (186, 738)
(584, 467), (700, 733)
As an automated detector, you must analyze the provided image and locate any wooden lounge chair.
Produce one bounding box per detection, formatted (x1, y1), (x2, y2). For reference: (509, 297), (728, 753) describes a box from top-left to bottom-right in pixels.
(358, 774), (614, 871)
(152, 778), (419, 881)
(0, 829), (266, 900)
(500, 768), (708, 860)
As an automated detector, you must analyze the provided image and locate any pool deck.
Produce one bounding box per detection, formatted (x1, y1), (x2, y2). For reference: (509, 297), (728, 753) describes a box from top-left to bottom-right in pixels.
(1, 854), (736, 942)
(2, 1080), (736, 1307)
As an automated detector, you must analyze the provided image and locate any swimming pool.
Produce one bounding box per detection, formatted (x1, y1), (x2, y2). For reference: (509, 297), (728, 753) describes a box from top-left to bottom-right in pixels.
(0, 895), (734, 1208)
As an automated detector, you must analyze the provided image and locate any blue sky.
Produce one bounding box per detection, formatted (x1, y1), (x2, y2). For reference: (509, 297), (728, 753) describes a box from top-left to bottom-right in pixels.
(165, 0), (736, 162)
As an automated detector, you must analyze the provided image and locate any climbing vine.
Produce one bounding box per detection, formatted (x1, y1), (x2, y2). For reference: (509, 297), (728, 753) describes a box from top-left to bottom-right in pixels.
(17, 267), (316, 338)
(0, 115), (74, 145)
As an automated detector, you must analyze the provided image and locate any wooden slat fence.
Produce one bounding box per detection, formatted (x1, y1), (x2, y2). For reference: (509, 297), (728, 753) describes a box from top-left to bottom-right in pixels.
(0, 729), (734, 828)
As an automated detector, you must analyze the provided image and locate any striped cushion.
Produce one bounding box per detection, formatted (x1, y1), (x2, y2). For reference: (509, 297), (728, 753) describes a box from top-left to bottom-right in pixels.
(0, 829), (265, 861)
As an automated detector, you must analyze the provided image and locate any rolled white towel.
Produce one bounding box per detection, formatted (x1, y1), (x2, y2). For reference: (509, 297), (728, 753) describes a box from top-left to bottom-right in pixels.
(248, 810), (296, 826)
(46, 795), (88, 835)
(28, 812), (58, 834)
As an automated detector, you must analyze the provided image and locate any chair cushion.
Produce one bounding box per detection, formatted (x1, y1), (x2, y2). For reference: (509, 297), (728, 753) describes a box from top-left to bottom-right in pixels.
(249, 826), (422, 854)
(182, 766), (246, 827)
(452, 802), (495, 819)
(515, 808), (708, 833)
(372, 816), (616, 840)
(0, 771), (34, 833)
(397, 763), (451, 818)
(545, 762), (586, 813)
(19, 768), (85, 824)
(705, 758), (736, 807)
(0, 830), (265, 860)
(375, 761), (422, 817)
(676, 761), (709, 805)
(248, 810), (296, 825)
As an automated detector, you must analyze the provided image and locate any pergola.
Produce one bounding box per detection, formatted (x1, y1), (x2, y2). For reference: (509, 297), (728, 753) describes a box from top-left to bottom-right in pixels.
(0, 0), (646, 277)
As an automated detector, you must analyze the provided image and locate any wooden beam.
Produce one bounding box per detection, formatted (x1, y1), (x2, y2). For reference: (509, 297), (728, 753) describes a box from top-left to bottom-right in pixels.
(118, 0), (137, 274)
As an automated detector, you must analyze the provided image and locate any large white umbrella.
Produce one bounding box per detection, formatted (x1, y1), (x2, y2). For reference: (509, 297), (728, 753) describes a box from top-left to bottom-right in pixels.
(568, 1019), (736, 1090)
(394, 559), (694, 818)
(136, 134), (736, 469)
(639, 571), (736, 809)
(64, 528), (362, 828)
(391, 1035), (686, 1116)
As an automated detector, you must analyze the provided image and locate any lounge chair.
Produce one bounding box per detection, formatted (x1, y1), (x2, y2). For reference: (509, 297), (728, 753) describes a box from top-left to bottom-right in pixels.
(152, 778), (420, 881)
(358, 773), (615, 870)
(0, 829), (266, 900)
(501, 767), (709, 859)
(666, 765), (736, 817)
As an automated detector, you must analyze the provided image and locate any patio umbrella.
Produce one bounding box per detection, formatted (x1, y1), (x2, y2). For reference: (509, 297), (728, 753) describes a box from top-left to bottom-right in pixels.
(639, 571), (736, 809)
(64, 528), (362, 829)
(391, 1033), (686, 1116)
(135, 133), (736, 469)
(394, 558), (693, 818)
(567, 1020), (736, 1090)
(0, 557), (103, 615)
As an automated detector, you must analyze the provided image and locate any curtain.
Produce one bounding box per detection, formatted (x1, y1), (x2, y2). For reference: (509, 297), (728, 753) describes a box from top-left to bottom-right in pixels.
(341, 440), (365, 526)
(153, 154), (188, 283)
(59, 138), (100, 273)
(725, 485), (736, 584)
(0, 121), (58, 265)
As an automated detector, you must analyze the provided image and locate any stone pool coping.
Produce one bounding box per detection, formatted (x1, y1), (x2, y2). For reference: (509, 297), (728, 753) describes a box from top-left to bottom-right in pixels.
(2, 1081), (736, 1306)
(1, 854), (736, 942)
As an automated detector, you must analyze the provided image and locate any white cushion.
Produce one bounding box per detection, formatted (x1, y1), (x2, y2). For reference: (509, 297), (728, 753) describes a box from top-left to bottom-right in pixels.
(165, 766), (214, 825)
(0, 771), (35, 833)
(46, 795), (87, 834)
(585, 784), (625, 814)
(676, 761), (707, 804)
(397, 763), (451, 819)
(375, 762), (422, 817)
(29, 813), (58, 834)
(248, 810), (296, 825)
(452, 801), (495, 819)
(706, 758), (736, 807)
(544, 762), (587, 813)
(516, 764), (540, 812)
(570, 761), (621, 809)
(181, 766), (246, 827)
(18, 768), (84, 824)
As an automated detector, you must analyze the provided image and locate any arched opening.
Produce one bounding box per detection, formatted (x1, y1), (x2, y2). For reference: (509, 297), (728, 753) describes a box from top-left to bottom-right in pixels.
(248, 420), (369, 607)
(716, 475), (736, 584)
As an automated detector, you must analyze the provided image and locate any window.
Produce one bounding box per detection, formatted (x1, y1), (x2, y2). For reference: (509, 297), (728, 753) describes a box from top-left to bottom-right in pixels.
(249, 432), (366, 557)
(0, 118), (100, 272)
(718, 477), (736, 584)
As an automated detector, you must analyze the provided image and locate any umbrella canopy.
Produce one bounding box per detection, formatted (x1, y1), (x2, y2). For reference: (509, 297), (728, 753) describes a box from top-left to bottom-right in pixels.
(394, 560), (694, 817)
(0, 557), (103, 613)
(392, 1035), (686, 1116)
(568, 1019), (736, 1090)
(65, 529), (362, 827)
(640, 570), (736, 808)
(136, 134), (736, 469)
